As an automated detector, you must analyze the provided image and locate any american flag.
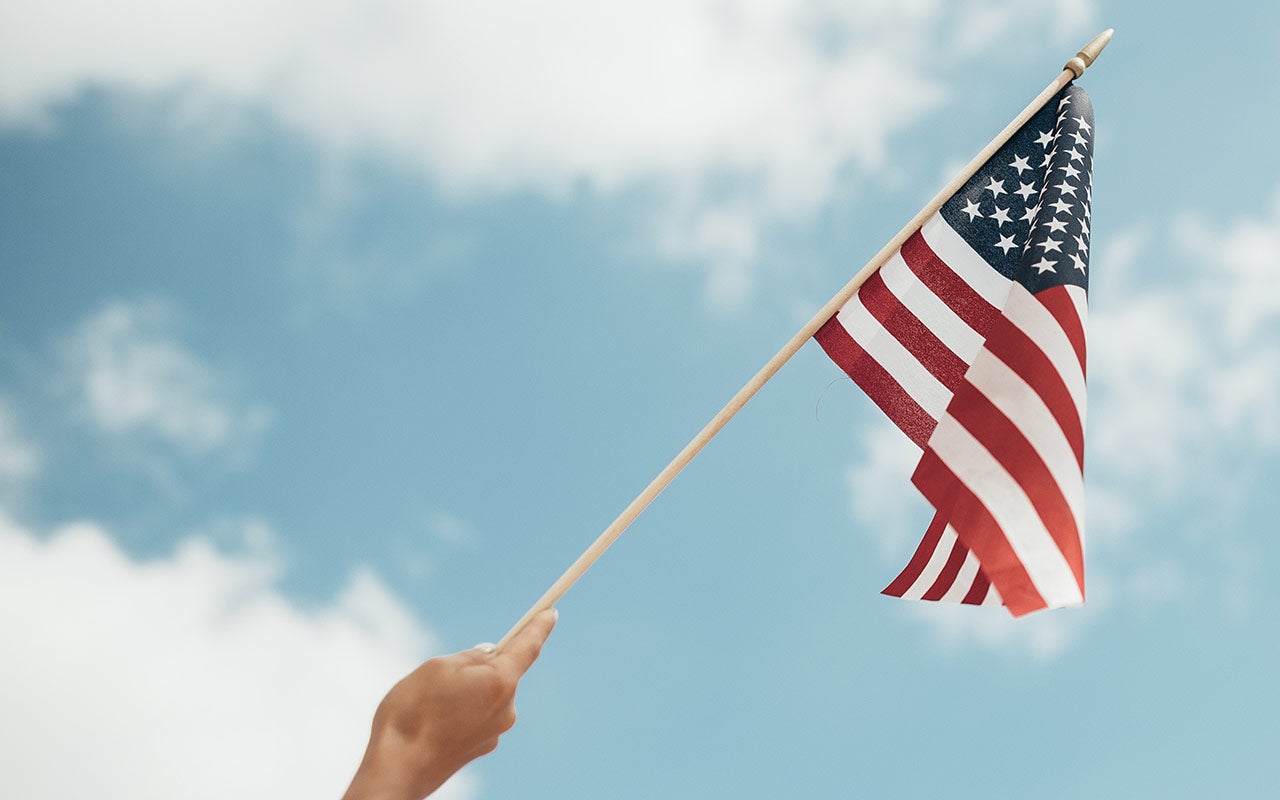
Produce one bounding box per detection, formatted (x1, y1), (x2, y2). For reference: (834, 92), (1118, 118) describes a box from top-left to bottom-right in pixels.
(816, 85), (1093, 617)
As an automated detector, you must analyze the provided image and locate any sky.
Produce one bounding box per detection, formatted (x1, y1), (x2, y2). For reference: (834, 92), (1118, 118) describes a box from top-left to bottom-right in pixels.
(1, 1), (1278, 798)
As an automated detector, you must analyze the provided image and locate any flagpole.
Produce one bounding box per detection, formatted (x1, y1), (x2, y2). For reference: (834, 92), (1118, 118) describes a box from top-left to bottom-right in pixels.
(496, 29), (1114, 650)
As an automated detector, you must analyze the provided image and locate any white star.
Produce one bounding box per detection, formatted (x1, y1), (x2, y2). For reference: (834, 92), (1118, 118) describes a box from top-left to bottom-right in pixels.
(1055, 180), (1078, 197)
(1041, 152), (1054, 168)
(1022, 204), (1040, 224)
(961, 198), (983, 221)
(1051, 197), (1074, 215)
(989, 206), (1012, 227)
(1058, 95), (1072, 109)
(994, 234), (1018, 254)
(1075, 233), (1089, 253)
(1071, 130), (1090, 148)
(1062, 163), (1082, 180)
(1070, 252), (1088, 272)
(1045, 217), (1069, 233)
(1009, 155), (1032, 174)
(1035, 130), (1054, 148)
(1033, 257), (1057, 274)
(1038, 237), (1064, 253)
(1074, 115), (1092, 132)
(1081, 217), (1090, 236)
(984, 177), (1006, 198)
(1015, 181), (1037, 201)
(1067, 146), (1085, 163)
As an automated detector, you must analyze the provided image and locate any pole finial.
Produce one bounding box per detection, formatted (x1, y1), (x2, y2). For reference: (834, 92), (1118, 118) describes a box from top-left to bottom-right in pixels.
(1064, 28), (1114, 78)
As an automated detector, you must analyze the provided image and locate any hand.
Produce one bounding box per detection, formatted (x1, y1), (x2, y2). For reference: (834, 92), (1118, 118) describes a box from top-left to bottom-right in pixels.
(342, 608), (558, 800)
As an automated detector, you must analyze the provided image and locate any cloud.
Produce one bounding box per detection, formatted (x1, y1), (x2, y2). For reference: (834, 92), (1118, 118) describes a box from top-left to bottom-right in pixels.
(1090, 204), (1280, 505)
(1177, 187), (1280, 344)
(844, 420), (930, 561)
(0, 396), (40, 489)
(1079, 196), (1280, 619)
(427, 510), (475, 544)
(901, 596), (1101, 661)
(0, 511), (478, 800)
(284, 163), (481, 318)
(0, 0), (1094, 305)
(57, 298), (271, 459)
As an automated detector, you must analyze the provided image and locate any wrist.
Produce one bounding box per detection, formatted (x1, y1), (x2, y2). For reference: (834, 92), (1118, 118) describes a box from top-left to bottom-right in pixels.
(343, 736), (451, 800)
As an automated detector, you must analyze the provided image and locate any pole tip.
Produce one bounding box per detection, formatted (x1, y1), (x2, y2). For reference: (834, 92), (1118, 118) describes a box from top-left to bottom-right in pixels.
(1065, 28), (1114, 78)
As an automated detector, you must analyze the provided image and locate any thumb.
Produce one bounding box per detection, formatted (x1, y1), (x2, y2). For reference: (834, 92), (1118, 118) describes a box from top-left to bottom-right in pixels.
(495, 608), (558, 677)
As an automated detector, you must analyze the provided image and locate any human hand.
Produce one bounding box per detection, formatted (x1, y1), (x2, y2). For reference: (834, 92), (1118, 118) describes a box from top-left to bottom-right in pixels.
(342, 608), (558, 800)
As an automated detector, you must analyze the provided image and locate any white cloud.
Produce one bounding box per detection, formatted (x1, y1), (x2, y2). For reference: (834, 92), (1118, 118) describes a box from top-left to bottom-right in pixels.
(0, 0), (1094, 305)
(844, 419), (929, 561)
(1074, 197), (1280, 621)
(0, 396), (40, 489)
(57, 299), (271, 459)
(1126, 559), (1186, 610)
(285, 163), (481, 318)
(0, 512), (478, 800)
(1177, 188), (1280, 344)
(1087, 288), (1212, 494)
(1090, 205), (1280, 503)
(901, 596), (1101, 661)
(427, 510), (475, 544)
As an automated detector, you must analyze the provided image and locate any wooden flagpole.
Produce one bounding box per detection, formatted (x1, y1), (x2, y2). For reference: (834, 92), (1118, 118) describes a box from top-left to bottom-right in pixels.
(497, 28), (1114, 650)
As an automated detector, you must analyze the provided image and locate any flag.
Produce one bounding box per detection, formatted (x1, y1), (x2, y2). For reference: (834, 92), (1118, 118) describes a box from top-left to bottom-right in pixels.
(816, 84), (1093, 617)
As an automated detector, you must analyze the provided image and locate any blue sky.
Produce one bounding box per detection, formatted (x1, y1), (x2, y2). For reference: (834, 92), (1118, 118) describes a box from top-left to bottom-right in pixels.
(2, 2), (1278, 798)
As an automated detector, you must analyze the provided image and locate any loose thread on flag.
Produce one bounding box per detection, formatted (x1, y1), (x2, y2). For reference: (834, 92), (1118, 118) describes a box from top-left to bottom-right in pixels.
(814, 377), (853, 422)
(496, 28), (1115, 650)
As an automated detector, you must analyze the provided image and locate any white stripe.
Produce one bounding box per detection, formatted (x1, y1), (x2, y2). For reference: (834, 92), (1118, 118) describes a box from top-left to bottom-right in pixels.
(1063, 283), (1089, 564)
(878, 252), (985, 362)
(836, 298), (950, 420)
(929, 414), (1084, 608)
(898, 526), (958, 601)
(983, 581), (1003, 606)
(967, 349), (1085, 532)
(939, 548), (983, 603)
(920, 213), (1013, 309)
(1003, 284), (1087, 420)
(1065, 283), (1088, 331)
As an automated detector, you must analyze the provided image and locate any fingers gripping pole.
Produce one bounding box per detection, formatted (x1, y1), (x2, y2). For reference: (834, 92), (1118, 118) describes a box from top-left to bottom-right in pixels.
(496, 29), (1114, 651)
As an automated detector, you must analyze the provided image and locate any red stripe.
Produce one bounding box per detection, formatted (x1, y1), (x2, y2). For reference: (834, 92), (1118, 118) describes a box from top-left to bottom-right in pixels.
(922, 536), (970, 601)
(856, 269), (968, 390)
(882, 513), (948, 598)
(1035, 285), (1087, 375)
(814, 316), (936, 448)
(984, 315), (1085, 468)
(949, 383), (1086, 593)
(961, 570), (990, 605)
(912, 448), (1047, 617)
(900, 231), (1000, 334)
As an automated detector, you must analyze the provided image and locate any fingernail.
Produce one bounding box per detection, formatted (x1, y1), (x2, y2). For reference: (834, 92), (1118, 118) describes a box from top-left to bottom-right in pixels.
(474, 642), (497, 653)
(549, 608), (559, 622)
